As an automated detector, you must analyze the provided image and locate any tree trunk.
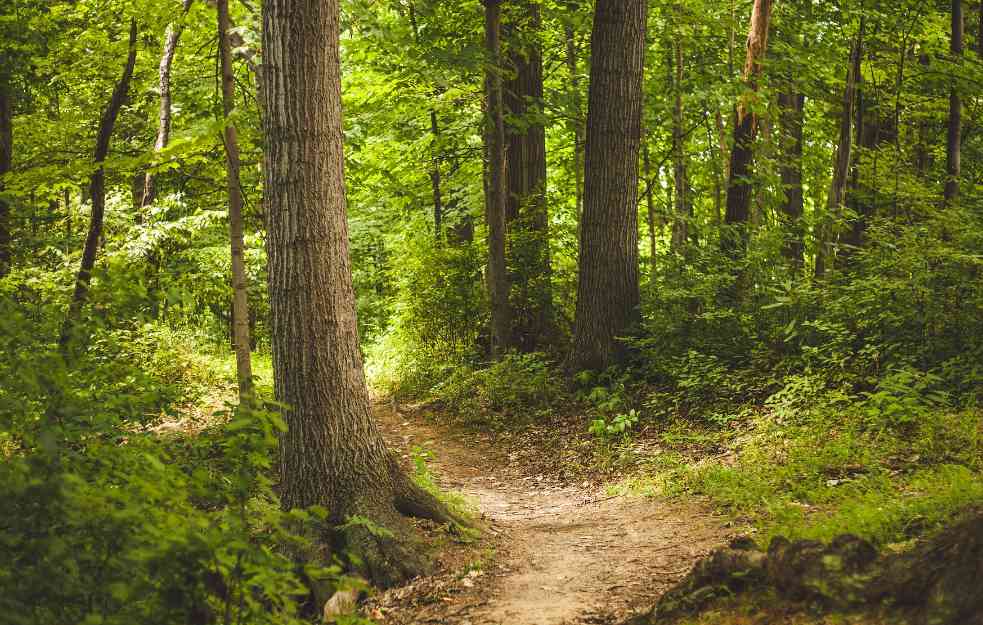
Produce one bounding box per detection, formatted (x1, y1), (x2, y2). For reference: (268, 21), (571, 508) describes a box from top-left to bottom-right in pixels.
(945, 0), (963, 205)
(642, 132), (657, 277)
(670, 36), (689, 253)
(260, 0), (453, 588)
(141, 0), (194, 210)
(0, 83), (11, 277)
(571, 0), (647, 371)
(722, 0), (773, 258)
(217, 0), (253, 398)
(504, 0), (552, 350)
(483, 0), (512, 357)
(565, 20), (585, 226)
(429, 109), (443, 240)
(815, 28), (861, 279)
(778, 92), (805, 267)
(60, 19), (138, 349)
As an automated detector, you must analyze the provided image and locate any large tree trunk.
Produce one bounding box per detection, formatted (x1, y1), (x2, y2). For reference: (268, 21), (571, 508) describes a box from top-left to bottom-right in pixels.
(504, 0), (552, 350)
(571, 0), (647, 371)
(0, 83), (11, 277)
(141, 0), (194, 209)
(217, 0), (253, 398)
(259, 0), (453, 589)
(722, 0), (773, 258)
(778, 92), (805, 268)
(60, 19), (138, 349)
(483, 0), (512, 357)
(945, 0), (963, 205)
(815, 28), (861, 279)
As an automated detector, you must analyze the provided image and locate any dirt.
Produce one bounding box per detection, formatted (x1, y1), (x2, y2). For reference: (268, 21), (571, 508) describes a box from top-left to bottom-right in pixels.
(369, 403), (732, 625)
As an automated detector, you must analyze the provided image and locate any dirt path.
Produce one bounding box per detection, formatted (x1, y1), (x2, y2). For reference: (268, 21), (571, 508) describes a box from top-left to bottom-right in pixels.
(372, 405), (731, 625)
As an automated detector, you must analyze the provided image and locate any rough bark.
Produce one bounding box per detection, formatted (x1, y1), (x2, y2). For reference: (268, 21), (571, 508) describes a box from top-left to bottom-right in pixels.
(778, 92), (805, 267)
(815, 30), (861, 279)
(483, 0), (512, 357)
(504, 0), (552, 350)
(260, 0), (454, 588)
(0, 83), (11, 277)
(60, 19), (138, 349)
(141, 0), (194, 210)
(218, 0), (253, 398)
(945, 0), (963, 206)
(722, 0), (773, 258)
(571, 0), (647, 371)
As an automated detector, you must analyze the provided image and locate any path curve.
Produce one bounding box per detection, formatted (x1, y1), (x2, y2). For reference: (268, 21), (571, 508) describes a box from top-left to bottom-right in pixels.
(374, 404), (730, 625)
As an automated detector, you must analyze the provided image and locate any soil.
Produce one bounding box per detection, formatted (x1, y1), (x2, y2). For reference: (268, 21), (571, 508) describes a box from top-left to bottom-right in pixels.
(367, 403), (732, 625)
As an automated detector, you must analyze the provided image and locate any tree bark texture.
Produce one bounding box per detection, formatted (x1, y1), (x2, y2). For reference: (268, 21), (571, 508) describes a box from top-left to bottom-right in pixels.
(60, 19), (138, 349)
(945, 0), (963, 205)
(723, 0), (773, 257)
(571, 0), (647, 371)
(141, 0), (194, 209)
(483, 0), (512, 357)
(218, 0), (254, 398)
(0, 83), (11, 277)
(260, 0), (452, 588)
(778, 92), (805, 267)
(504, 0), (552, 350)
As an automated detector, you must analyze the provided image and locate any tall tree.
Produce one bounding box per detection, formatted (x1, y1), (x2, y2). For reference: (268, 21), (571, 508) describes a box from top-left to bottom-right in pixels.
(669, 32), (689, 253)
(61, 19), (138, 348)
(778, 92), (805, 267)
(571, 0), (647, 371)
(260, 0), (452, 587)
(722, 0), (773, 256)
(564, 11), (585, 224)
(483, 0), (512, 356)
(0, 81), (11, 277)
(945, 0), (963, 205)
(218, 0), (253, 397)
(504, 0), (552, 350)
(141, 0), (194, 209)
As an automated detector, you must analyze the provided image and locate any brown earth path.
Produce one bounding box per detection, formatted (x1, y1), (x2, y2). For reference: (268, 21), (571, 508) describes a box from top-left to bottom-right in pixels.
(371, 404), (732, 625)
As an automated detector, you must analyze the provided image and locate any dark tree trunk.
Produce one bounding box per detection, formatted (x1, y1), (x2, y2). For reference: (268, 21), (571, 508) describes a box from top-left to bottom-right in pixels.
(815, 26), (861, 279)
(571, 0), (647, 371)
(60, 19), (138, 349)
(141, 0), (193, 210)
(722, 0), (773, 258)
(778, 92), (805, 267)
(504, 0), (552, 350)
(260, 0), (453, 588)
(0, 83), (11, 277)
(483, 0), (512, 356)
(642, 132), (658, 277)
(945, 0), (963, 205)
(218, 0), (253, 398)
(429, 109), (443, 240)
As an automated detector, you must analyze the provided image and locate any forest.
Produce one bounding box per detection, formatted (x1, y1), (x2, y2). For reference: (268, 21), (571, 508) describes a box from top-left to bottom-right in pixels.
(2, 0), (983, 623)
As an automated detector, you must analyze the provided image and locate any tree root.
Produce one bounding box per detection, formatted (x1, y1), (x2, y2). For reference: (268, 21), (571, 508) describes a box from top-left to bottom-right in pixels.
(631, 507), (983, 625)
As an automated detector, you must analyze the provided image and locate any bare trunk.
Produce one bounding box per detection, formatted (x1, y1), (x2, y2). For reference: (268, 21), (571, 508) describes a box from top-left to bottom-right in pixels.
(504, 0), (552, 350)
(670, 36), (689, 253)
(945, 0), (963, 205)
(0, 84), (11, 277)
(60, 19), (138, 349)
(642, 133), (657, 277)
(429, 109), (443, 240)
(778, 92), (805, 267)
(564, 20), (585, 225)
(815, 30), (861, 279)
(571, 0), (647, 371)
(141, 0), (194, 210)
(260, 0), (453, 588)
(722, 0), (773, 257)
(483, 0), (512, 356)
(218, 0), (253, 397)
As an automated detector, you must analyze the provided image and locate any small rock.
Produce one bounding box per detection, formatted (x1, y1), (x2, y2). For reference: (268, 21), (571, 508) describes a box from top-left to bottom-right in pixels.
(323, 589), (358, 623)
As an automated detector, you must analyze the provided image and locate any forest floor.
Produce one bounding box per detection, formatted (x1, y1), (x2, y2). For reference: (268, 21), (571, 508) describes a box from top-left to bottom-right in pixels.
(368, 402), (733, 625)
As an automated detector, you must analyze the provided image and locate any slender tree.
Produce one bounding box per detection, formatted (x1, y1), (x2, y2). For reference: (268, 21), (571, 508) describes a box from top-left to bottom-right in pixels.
(564, 13), (585, 224)
(778, 92), (805, 267)
(61, 19), (138, 348)
(504, 0), (552, 349)
(669, 32), (689, 253)
(571, 0), (647, 370)
(945, 0), (963, 205)
(722, 0), (773, 257)
(483, 0), (512, 356)
(217, 0), (253, 397)
(0, 81), (11, 277)
(260, 0), (453, 587)
(141, 0), (194, 209)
